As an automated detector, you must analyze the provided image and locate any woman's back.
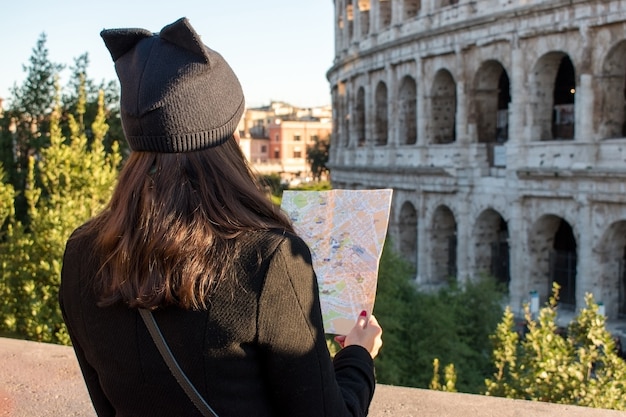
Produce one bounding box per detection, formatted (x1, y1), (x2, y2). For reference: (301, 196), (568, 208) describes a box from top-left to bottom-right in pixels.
(61, 227), (375, 416)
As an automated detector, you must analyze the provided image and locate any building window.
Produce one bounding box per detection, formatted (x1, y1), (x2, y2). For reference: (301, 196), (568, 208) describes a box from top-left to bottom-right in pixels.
(274, 149), (280, 158)
(275, 134), (280, 142)
(294, 150), (302, 158)
(294, 134), (301, 141)
(261, 145), (267, 153)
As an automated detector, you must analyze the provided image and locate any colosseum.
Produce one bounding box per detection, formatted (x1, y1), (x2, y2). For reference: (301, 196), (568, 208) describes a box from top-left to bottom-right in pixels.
(326, 0), (626, 332)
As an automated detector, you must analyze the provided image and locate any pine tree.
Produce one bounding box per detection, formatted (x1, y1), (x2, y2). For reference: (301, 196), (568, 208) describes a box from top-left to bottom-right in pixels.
(2, 33), (63, 221)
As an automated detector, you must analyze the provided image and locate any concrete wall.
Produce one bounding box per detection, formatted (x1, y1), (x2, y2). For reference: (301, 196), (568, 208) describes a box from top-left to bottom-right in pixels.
(1, 337), (624, 417)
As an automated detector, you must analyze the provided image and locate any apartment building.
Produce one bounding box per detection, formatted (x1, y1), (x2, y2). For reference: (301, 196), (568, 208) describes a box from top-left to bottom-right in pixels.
(238, 101), (332, 181)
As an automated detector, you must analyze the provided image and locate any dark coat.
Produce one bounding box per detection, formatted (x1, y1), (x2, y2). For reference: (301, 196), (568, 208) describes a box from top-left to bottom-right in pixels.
(60, 228), (375, 417)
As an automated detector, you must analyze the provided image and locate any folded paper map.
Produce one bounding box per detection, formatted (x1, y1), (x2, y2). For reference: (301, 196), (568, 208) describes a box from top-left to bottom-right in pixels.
(281, 189), (393, 335)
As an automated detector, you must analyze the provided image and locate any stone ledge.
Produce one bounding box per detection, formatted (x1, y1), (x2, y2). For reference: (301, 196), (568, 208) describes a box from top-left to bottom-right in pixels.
(1, 337), (623, 417)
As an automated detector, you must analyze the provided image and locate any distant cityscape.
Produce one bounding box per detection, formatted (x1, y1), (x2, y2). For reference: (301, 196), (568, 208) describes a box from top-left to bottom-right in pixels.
(237, 101), (332, 184)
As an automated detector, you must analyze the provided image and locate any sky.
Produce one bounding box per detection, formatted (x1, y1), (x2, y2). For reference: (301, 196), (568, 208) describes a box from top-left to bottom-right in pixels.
(0, 0), (336, 109)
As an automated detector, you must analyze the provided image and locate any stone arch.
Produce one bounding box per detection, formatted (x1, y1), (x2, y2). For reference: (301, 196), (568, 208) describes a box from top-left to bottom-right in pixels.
(436, 0), (458, 7)
(398, 201), (418, 269)
(403, 0), (420, 19)
(593, 221), (626, 319)
(530, 52), (576, 141)
(528, 215), (577, 308)
(430, 69), (457, 144)
(430, 205), (457, 286)
(336, 82), (350, 147)
(473, 60), (510, 143)
(398, 75), (417, 145)
(379, 0), (392, 29)
(358, 0), (371, 37)
(375, 81), (389, 146)
(598, 40), (626, 139)
(473, 209), (510, 288)
(356, 87), (366, 146)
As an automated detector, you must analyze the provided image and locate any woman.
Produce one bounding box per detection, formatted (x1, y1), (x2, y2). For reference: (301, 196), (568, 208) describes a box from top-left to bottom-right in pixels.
(59, 17), (382, 417)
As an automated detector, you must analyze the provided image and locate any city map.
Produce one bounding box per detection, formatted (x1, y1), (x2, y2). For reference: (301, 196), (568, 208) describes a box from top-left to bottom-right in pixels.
(281, 189), (393, 335)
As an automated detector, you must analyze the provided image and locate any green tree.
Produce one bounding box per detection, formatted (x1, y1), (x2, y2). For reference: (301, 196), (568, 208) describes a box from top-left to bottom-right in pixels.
(0, 87), (121, 344)
(485, 284), (626, 411)
(0, 164), (15, 228)
(373, 246), (504, 393)
(62, 54), (125, 155)
(306, 134), (329, 181)
(372, 240), (417, 385)
(2, 33), (63, 218)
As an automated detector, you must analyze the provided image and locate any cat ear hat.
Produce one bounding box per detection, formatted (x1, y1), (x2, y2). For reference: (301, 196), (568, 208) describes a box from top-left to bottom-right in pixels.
(101, 17), (245, 153)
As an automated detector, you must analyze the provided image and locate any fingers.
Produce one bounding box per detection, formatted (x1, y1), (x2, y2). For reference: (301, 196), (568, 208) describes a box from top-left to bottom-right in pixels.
(334, 335), (346, 348)
(357, 310), (368, 328)
(367, 314), (380, 329)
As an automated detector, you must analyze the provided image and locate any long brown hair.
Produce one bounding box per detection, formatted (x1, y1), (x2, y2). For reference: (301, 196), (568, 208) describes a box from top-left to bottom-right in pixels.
(79, 136), (294, 310)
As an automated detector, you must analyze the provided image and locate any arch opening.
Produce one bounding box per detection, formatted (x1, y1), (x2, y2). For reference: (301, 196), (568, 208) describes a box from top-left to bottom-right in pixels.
(552, 56), (576, 140)
(474, 61), (510, 144)
(431, 70), (457, 144)
(399, 76), (417, 145)
(431, 205), (457, 286)
(399, 201), (418, 270)
(474, 209), (510, 288)
(375, 82), (389, 146)
(356, 87), (366, 146)
(598, 40), (626, 139)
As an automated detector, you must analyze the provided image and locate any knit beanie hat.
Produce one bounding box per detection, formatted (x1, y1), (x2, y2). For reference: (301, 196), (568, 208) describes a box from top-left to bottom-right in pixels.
(100, 17), (245, 153)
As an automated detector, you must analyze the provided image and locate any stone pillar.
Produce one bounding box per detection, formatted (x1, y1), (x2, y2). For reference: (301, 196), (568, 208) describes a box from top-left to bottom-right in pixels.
(455, 197), (472, 284)
(345, 81), (353, 148)
(574, 195), (593, 313)
(416, 58), (428, 147)
(507, 198), (527, 316)
(576, 74), (594, 141)
(347, 79), (357, 165)
(416, 197), (429, 284)
(371, 0), (380, 33)
(387, 64), (399, 146)
(330, 86), (340, 166)
(456, 81), (468, 144)
(508, 48), (525, 145)
(353, 0), (362, 42)
(392, 0), (403, 25)
(424, 0), (436, 14)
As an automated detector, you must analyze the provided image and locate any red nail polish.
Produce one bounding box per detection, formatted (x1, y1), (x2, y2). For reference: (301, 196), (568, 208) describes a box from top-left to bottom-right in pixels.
(360, 310), (367, 317)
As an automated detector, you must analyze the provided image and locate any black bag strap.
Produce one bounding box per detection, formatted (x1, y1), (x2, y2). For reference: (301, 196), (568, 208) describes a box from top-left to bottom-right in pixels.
(139, 308), (219, 417)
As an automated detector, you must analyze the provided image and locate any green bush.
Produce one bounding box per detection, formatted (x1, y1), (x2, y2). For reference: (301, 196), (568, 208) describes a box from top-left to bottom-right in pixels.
(0, 91), (120, 344)
(485, 283), (626, 410)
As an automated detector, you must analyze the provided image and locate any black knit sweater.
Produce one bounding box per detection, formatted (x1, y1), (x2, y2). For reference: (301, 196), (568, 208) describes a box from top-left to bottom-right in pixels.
(59, 228), (376, 417)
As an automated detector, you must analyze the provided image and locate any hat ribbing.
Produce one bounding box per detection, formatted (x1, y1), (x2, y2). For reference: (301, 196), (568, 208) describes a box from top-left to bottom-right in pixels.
(100, 17), (245, 153)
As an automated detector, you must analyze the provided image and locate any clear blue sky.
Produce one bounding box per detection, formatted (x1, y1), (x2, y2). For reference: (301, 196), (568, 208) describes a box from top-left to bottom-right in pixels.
(0, 1), (336, 109)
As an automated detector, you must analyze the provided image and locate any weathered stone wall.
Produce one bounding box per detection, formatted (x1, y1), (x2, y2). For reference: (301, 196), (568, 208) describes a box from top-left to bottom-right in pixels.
(327, 0), (626, 334)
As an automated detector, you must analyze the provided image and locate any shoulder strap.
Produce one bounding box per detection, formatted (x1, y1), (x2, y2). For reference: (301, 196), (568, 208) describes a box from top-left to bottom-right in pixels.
(139, 308), (219, 417)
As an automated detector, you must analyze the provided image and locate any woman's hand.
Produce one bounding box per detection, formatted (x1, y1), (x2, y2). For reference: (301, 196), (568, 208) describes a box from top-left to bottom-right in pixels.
(334, 310), (383, 359)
